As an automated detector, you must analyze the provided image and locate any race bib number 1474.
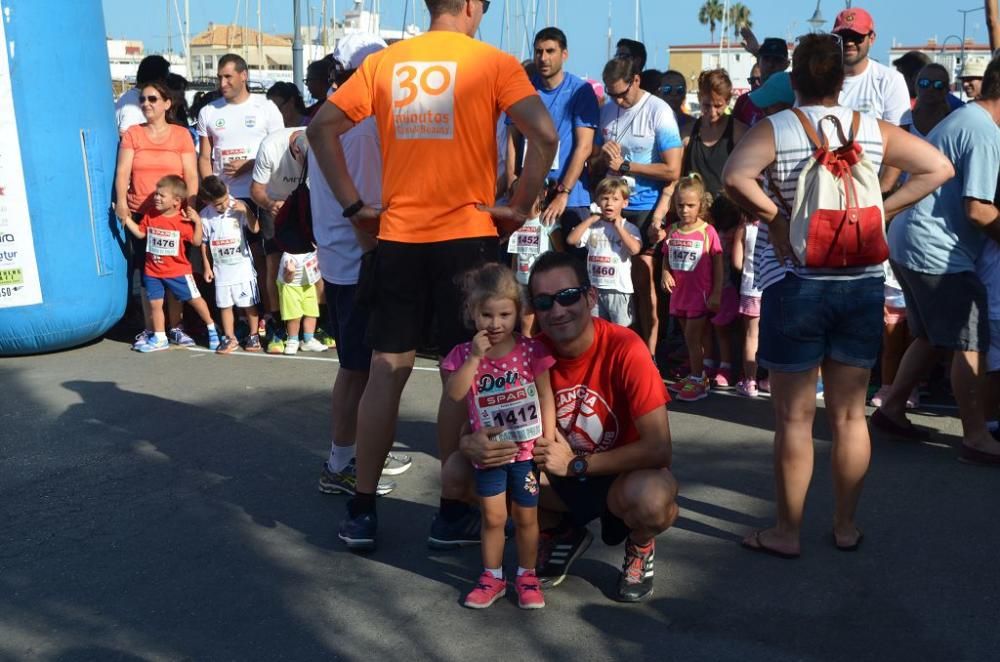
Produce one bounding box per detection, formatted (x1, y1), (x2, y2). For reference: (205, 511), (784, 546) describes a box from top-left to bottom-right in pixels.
(392, 61), (457, 140)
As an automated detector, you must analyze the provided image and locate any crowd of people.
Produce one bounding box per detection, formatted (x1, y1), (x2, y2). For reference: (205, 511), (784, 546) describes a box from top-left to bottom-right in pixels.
(111, 0), (1000, 609)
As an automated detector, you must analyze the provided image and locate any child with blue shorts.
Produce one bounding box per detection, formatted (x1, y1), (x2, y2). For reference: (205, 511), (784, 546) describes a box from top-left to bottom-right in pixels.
(442, 264), (556, 610)
(120, 175), (219, 352)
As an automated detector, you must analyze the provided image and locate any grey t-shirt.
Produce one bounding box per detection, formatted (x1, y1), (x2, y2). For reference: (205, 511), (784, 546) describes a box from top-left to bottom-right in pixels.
(889, 103), (1000, 275)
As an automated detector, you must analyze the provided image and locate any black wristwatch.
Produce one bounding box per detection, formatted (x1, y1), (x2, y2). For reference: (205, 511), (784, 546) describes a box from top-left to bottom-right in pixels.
(619, 160), (631, 175)
(569, 455), (589, 480)
(342, 199), (365, 218)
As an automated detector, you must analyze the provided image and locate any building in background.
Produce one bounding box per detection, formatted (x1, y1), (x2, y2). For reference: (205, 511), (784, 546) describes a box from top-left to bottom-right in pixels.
(667, 39), (789, 110)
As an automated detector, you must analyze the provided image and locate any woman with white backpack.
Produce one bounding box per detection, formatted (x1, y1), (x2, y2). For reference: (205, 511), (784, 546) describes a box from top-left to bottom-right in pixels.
(721, 33), (953, 558)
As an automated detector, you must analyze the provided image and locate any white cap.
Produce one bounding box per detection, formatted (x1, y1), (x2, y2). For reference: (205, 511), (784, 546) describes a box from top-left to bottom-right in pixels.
(960, 57), (988, 79)
(334, 33), (388, 70)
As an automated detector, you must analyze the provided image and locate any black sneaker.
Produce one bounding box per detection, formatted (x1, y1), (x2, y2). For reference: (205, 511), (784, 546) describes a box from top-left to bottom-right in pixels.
(338, 510), (377, 552)
(427, 508), (481, 550)
(537, 524), (593, 587)
(616, 538), (655, 602)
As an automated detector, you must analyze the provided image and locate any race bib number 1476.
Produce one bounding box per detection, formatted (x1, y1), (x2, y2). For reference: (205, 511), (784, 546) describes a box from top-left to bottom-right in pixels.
(392, 61), (457, 140)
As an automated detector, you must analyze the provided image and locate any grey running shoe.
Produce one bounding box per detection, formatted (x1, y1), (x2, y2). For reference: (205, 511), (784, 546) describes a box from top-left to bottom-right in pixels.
(382, 452), (413, 476)
(318, 460), (395, 496)
(616, 538), (655, 602)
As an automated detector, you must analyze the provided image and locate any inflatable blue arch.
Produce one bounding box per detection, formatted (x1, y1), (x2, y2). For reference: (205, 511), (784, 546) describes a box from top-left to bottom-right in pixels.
(0, 0), (125, 355)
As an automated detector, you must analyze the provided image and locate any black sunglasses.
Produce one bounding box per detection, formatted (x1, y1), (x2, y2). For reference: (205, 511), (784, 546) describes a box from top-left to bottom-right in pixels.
(659, 83), (685, 95)
(607, 80), (634, 100)
(918, 78), (947, 90)
(747, 76), (762, 86)
(139, 95), (161, 103)
(531, 286), (590, 312)
(478, 0), (490, 13)
(836, 30), (870, 45)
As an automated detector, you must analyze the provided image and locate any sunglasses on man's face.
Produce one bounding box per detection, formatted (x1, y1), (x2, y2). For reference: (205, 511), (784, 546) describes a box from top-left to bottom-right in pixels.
(606, 80), (634, 100)
(531, 286), (590, 312)
(659, 84), (685, 96)
(837, 30), (870, 45)
(918, 78), (947, 90)
(478, 0), (490, 13)
(139, 95), (161, 104)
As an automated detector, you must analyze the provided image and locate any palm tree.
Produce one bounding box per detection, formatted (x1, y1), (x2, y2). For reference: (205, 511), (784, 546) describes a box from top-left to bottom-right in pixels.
(698, 0), (725, 43)
(729, 3), (753, 39)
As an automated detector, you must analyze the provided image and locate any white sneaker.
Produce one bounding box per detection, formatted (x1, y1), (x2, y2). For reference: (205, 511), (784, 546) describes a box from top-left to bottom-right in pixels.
(283, 339), (300, 355)
(300, 337), (328, 352)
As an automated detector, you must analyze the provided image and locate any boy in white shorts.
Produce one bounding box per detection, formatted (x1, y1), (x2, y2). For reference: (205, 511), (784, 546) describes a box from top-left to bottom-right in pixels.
(199, 176), (263, 354)
(565, 177), (642, 327)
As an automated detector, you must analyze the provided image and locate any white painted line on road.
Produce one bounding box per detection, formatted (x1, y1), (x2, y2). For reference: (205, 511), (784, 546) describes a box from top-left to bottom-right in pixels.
(181, 346), (443, 372)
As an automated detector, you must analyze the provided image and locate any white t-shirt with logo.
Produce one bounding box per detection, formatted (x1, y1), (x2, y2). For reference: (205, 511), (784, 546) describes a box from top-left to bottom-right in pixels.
(278, 251), (322, 287)
(575, 219), (641, 293)
(252, 127), (307, 202)
(839, 60), (910, 126)
(201, 198), (257, 286)
(310, 118), (383, 286)
(197, 95), (285, 198)
(507, 217), (558, 285)
(115, 88), (146, 133)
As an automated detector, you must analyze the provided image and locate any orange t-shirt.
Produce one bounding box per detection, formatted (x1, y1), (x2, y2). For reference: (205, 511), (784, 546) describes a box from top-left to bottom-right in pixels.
(121, 124), (195, 214)
(329, 31), (537, 244)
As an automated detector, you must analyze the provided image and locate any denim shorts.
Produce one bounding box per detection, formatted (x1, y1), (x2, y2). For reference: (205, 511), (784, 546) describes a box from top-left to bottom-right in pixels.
(758, 274), (883, 372)
(143, 274), (202, 302)
(475, 460), (539, 507)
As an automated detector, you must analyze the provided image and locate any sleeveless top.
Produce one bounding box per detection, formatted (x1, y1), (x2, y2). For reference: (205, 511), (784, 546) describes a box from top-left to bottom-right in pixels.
(682, 115), (736, 196)
(754, 105), (886, 292)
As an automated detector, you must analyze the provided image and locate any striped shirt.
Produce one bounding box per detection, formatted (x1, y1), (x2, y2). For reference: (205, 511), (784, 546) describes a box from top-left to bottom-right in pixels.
(754, 105), (886, 292)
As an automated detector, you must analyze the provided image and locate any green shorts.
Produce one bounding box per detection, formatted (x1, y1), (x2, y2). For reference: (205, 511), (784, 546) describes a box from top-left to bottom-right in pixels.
(277, 282), (319, 320)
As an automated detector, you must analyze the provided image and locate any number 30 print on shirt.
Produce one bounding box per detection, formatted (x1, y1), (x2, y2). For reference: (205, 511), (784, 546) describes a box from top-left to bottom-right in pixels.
(392, 61), (457, 140)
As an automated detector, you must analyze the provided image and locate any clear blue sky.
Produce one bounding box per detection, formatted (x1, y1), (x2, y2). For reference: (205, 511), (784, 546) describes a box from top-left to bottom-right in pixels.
(102, 0), (992, 79)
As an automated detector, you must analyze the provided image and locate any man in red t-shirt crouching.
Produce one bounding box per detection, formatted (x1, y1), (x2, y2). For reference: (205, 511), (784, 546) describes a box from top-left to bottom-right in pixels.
(455, 251), (678, 603)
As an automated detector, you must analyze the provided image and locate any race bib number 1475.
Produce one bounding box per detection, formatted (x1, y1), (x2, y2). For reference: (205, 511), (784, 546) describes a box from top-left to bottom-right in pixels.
(392, 61), (457, 140)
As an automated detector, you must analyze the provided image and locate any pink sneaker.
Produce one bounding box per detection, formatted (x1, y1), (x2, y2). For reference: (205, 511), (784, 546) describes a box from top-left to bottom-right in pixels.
(870, 385), (891, 408)
(463, 572), (506, 609)
(736, 379), (759, 398)
(514, 571), (545, 609)
(677, 377), (709, 402)
(712, 367), (733, 389)
(667, 375), (690, 394)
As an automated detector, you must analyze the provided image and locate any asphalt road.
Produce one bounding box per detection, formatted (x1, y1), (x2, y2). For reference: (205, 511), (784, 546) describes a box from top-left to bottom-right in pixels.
(2, 335), (997, 661)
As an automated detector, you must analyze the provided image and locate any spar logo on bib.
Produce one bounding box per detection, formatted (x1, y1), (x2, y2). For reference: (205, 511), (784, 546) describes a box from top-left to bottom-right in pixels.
(555, 385), (619, 453)
(392, 61), (457, 140)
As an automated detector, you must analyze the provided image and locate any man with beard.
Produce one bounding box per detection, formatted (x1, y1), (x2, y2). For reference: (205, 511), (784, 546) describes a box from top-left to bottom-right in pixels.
(833, 7), (909, 125)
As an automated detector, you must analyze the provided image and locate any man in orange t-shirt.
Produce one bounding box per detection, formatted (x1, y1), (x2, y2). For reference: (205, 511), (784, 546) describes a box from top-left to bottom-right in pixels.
(307, 0), (558, 552)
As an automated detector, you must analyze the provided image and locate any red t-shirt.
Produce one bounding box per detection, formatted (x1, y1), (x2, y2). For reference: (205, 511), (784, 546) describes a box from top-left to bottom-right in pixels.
(140, 211), (195, 278)
(538, 318), (670, 454)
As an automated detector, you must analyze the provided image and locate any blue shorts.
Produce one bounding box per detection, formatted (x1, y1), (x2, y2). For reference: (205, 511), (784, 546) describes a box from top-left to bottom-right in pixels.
(143, 274), (202, 303)
(475, 460), (539, 507)
(324, 279), (372, 372)
(758, 274), (883, 372)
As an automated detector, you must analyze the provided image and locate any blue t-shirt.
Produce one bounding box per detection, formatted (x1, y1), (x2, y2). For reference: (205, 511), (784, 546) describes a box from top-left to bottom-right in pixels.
(597, 92), (683, 211)
(889, 103), (1000, 275)
(510, 73), (599, 208)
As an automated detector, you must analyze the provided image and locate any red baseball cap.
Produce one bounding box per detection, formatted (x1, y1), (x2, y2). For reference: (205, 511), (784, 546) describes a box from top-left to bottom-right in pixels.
(833, 8), (875, 35)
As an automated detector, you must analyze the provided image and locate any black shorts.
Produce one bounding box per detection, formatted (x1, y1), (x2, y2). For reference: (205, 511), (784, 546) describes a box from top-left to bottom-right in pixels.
(547, 473), (629, 545)
(237, 198), (265, 246)
(892, 262), (989, 353)
(364, 237), (498, 355)
(324, 279), (371, 372)
(623, 209), (655, 255)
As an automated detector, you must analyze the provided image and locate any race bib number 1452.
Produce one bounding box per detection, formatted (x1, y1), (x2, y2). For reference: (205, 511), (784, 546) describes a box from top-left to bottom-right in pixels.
(392, 61), (457, 140)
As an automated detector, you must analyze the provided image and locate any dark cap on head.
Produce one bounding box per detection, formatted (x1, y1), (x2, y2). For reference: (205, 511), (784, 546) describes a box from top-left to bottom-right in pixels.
(758, 38), (788, 60)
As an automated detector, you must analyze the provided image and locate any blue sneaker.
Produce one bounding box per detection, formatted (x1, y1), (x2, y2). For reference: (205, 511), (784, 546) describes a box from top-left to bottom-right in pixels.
(427, 507), (481, 550)
(131, 331), (154, 351)
(816, 378), (825, 400)
(168, 327), (195, 347)
(207, 330), (220, 351)
(338, 510), (377, 552)
(137, 336), (170, 353)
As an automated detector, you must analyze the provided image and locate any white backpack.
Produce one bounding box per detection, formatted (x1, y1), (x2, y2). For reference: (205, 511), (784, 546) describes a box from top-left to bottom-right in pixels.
(770, 109), (888, 268)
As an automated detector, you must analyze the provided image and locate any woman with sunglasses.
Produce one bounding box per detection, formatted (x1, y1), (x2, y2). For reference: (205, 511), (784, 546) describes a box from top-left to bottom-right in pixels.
(658, 70), (694, 144)
(901, 64), (954, 139)
(114, 79), (200, 350)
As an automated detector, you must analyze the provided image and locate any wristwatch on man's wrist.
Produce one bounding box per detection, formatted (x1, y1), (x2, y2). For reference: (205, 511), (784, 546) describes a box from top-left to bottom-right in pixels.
(342, 199), (365, 218)
(569, 455), (589, 480)
(555, 183), (570, 196)
(619, 160), (631, 175)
